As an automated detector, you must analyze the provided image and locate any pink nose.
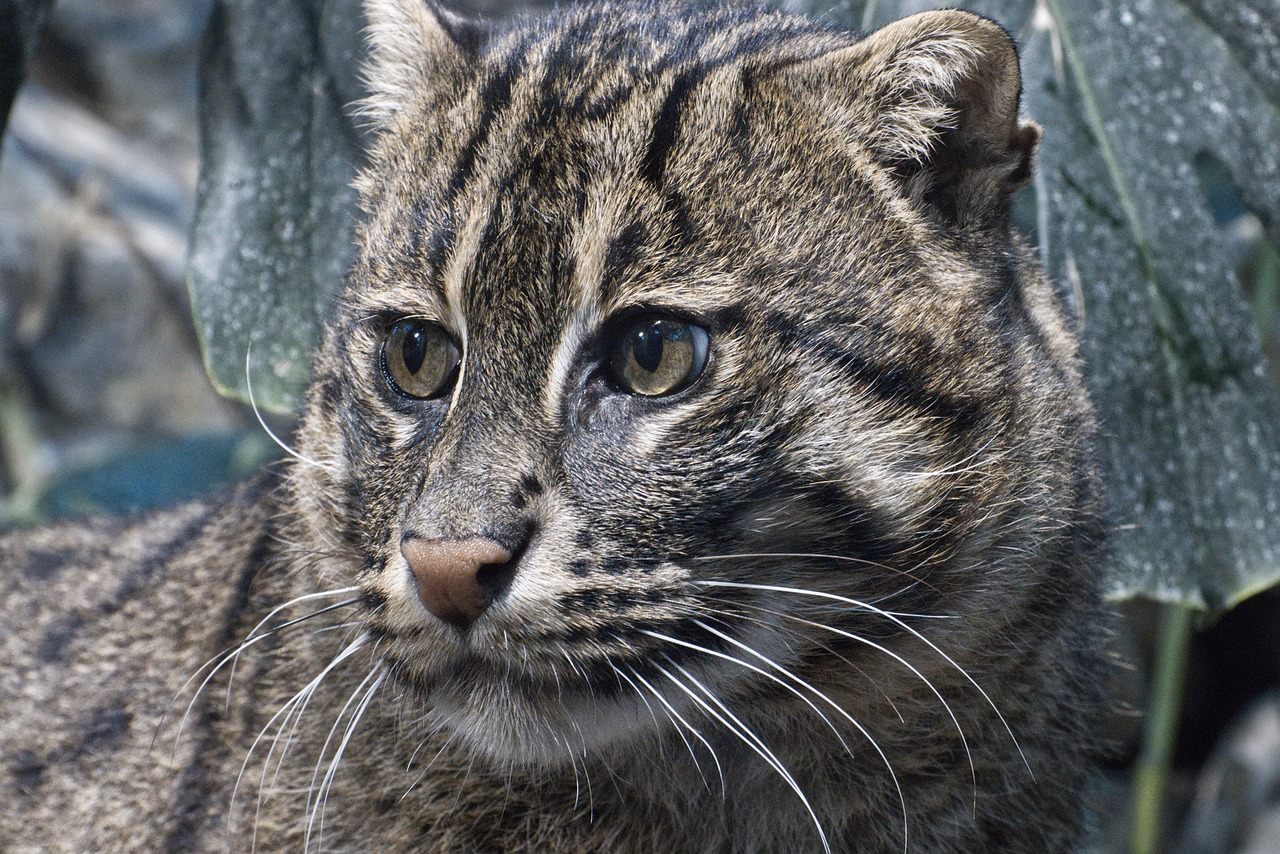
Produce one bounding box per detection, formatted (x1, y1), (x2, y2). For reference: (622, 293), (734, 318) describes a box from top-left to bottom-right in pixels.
(400, 537), (513, 629)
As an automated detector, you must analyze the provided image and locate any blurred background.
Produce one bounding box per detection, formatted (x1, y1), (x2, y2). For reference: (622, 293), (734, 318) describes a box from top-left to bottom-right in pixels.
(2, 0), (1278, 851)
(0, 0), (270, 523)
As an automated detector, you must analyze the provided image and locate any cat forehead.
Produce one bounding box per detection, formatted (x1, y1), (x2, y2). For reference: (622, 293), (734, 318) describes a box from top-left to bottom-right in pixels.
(347, 3), (885, 324)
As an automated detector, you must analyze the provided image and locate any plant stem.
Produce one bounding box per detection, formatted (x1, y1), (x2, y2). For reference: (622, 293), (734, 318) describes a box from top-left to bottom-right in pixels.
(1251, 239), (1279, 342)
(1129, 602), (1195, 854)
(0, 384), (45, 527)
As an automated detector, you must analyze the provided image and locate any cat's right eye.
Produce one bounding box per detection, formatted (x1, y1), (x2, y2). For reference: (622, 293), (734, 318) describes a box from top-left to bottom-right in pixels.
(381, 319), (461, 400)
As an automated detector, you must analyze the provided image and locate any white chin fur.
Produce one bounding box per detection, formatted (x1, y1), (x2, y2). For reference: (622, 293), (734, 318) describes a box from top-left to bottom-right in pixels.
(426, 681), (665, 767)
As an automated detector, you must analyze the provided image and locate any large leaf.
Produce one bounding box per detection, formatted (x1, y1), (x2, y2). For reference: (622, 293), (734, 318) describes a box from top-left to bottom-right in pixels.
(843, 0), (1280, 608)
(189, 0), (1280, 607)
(187, 0), (370, 413)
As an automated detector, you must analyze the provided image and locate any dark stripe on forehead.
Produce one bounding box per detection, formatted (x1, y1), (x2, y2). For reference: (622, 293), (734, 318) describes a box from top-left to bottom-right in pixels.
(410, 202), (456, 272)
(446, 56), (524, 204)
(640, 70), (701, 191)
(603, 220), (650, 284)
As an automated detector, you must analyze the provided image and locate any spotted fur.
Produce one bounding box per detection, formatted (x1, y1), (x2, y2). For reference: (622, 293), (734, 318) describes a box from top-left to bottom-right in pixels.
(1, 2), (1106, 851)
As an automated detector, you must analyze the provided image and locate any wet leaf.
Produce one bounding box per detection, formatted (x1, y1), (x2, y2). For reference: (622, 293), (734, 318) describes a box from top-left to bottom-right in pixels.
(187, 0), (370, 413)
(842, 0), (1280, 608)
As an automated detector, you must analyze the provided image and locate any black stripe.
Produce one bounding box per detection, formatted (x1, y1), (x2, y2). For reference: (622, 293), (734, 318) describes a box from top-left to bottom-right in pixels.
(640, 70), (699, 190)
(559, 586), (675, 612)
(20, 544), (82, 582)
(834, 350), (987, 434)
(445, 58), (522, 204)
(579, 80), (636, 121)
(730, 96), (751, 155)
(765, 310), (987, 434)
(411, 204), (455, 272)
(160, 506), (275, 852)
(603, 220), (650, 281)
(802, 481), (910, 571)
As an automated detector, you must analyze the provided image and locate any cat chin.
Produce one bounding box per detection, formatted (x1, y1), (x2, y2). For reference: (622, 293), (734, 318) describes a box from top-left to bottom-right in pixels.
(422, 678), (671, 767)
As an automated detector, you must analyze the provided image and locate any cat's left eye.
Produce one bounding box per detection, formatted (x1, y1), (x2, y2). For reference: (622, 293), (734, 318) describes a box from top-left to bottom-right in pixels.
(381, 319), (461, 400)
(606, 317), (710, 396)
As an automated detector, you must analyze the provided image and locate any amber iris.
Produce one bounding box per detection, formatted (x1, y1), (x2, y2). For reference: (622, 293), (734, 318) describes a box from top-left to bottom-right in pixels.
(381, 319), (460, 399)
(607, 317), (709, 396)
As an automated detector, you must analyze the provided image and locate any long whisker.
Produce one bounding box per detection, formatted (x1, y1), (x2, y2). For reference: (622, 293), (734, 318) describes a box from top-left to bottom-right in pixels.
(305, 650), (384, 819)
(650, 657), (833, 854)
(167, 596), (361, 755)
(308, 666), (387, 850)
(697, 579), (1031, 777)
(236, 631), (369, 852)
(689, 552), (932, 590)
(642, 626), (907, 849)
(641, 629), (851, 752)
(698, 604), (911, 721)
(164, 585), (351, 728)
(245, 344), (336, 473)
(725, 600), (977, 798)
(226, 587), (362, 706)
(614, 664), (724, 797)
(256, 626), (369, 812)
(400, 724), (459, 805)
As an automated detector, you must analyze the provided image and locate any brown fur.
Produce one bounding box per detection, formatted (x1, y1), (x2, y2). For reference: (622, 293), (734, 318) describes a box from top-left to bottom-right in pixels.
(1, 2), (1107, 851)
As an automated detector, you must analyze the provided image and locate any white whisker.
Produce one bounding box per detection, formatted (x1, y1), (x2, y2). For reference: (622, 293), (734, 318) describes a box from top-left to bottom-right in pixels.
(697, 579), (1030, 777)
(235, 632), (369, 851)
(226, 587), (361, 706)
(170, 595), (360, 758)
(308, 666), (387, 849)
(245, 345), (336, 473)
(643, 625), (908, 850)
(641, 628), (852, 754)
(730, 601), (977, 798)
(615, 664), (724, 797)
(651, 658), (833, 854)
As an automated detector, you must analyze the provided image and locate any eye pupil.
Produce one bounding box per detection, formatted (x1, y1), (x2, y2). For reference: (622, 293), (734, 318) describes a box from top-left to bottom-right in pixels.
(401, 326), (427, 375)
(381, 319), (460, 400)
(607, 316), (709, 397)
(632, 324), (664, 373)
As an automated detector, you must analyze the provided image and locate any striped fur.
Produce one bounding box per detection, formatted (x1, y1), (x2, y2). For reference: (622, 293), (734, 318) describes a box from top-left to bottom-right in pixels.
(1, 2), (1107, 851)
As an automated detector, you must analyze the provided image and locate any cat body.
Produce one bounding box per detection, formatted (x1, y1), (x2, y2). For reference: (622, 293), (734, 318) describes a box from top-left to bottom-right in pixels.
(1, 2), (1107, 851)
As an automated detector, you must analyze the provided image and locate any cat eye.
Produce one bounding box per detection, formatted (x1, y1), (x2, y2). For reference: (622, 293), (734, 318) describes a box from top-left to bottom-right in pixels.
(607, 317), (710, 396)
(381, 319), (461, 400)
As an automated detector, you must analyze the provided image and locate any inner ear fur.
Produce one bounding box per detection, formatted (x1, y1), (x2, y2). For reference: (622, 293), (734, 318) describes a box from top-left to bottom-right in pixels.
(361, 0), (487, 126)
(780, 10), (1040, 220)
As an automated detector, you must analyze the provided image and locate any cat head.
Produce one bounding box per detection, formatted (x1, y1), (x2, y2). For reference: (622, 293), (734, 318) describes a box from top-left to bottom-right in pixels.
(289, 0), (1094, 766)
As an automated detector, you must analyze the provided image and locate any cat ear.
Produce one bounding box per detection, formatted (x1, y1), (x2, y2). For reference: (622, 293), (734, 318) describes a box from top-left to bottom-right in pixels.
(361, 0), (486, 125)
(780, 10), (1039, 217)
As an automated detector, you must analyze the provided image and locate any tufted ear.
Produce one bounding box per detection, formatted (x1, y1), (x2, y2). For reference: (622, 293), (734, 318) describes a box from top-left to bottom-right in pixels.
(779, 10), (1039, 219)
(361, 0), (486, 126)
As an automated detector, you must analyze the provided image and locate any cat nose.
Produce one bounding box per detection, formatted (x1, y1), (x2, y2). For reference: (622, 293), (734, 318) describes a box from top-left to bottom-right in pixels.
(400, 536), (514, 630)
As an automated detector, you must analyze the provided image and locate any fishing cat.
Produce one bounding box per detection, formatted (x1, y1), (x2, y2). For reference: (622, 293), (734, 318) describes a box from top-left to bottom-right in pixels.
(0, 1), (1107, 850)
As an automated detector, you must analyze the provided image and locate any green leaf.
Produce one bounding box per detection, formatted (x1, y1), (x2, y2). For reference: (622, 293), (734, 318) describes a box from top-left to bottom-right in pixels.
(187, 0), (370, 413)
(847, 0), (1280, 608)
(1020, 0), (1280, 609)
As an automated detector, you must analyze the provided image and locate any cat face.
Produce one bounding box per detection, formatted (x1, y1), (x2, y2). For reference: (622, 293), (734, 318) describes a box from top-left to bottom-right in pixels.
(292, 1), (1091, 767)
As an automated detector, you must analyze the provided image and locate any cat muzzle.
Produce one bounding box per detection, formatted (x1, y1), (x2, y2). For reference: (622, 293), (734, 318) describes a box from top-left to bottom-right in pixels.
(400, 536), (514, 630)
